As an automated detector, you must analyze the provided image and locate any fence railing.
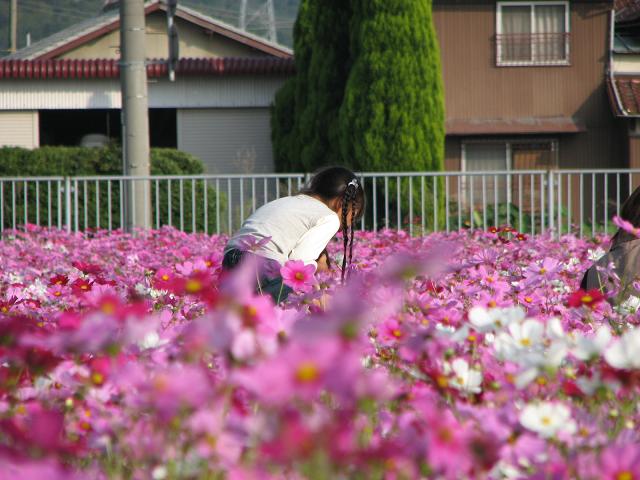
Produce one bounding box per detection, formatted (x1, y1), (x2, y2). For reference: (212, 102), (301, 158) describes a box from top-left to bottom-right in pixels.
(0, 170), (638, 238)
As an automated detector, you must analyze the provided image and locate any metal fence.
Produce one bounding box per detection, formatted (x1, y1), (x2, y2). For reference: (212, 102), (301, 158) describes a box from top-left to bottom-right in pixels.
(0, 169), (638, 238)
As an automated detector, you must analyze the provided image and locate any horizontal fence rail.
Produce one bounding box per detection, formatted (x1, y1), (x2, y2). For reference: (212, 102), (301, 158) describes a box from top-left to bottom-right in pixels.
(1, 170), (638, 238)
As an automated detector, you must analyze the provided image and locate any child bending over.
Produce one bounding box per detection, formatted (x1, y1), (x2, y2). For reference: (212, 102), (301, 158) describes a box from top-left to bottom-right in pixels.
(222, 166), (365, 302)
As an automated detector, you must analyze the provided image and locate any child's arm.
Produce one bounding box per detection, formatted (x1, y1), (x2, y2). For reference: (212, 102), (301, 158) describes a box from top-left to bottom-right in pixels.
(316, 249), (331, 272)
(289, 215), (340, 269)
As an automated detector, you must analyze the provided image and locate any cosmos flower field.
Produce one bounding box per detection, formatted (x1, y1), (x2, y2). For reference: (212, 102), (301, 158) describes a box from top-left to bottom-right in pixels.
(1, 225), (640, 479)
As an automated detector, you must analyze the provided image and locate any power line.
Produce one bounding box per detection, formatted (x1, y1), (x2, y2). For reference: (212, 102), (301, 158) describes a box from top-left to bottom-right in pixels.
(19, 0), (99, 19)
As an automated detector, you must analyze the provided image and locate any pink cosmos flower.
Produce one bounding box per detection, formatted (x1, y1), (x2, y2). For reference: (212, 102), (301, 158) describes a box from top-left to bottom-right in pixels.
(280, 260), (316, 293)
(595, 442), (640, 480)
(613, 215), (640, 238)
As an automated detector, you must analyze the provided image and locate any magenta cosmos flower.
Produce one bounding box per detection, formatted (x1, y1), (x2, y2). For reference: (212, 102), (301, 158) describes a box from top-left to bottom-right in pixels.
(280, 260), (316, 293)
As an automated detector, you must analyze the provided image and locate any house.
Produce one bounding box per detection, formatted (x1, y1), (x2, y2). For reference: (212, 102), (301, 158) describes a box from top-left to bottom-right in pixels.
(433, 0), (619, 171)
(431, 0), (622, 214)
(609, 0), (640, 167)
(0, 0), (293, 175)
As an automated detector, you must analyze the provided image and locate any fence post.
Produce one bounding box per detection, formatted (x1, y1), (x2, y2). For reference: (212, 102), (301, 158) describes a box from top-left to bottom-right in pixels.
(547, 170), (555, 237)
(64, 177), (72, 233)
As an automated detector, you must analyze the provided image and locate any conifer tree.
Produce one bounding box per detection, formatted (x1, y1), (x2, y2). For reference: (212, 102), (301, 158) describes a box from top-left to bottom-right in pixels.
(271, 0), (351, 172)
(338, 0), (445, 173)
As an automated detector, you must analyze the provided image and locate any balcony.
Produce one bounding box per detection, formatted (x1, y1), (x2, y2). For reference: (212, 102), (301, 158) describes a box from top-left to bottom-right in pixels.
(496, 32), (571, 67)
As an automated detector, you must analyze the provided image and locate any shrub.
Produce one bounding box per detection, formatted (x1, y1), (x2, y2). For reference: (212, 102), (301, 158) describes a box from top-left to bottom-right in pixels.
(0, 145), (225, 233)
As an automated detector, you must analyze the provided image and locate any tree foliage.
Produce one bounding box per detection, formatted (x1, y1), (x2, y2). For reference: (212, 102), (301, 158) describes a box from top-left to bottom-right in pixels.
(271, 0), (445, 174)
(339, 0), (445, 173)
(271, 0), (352, 172)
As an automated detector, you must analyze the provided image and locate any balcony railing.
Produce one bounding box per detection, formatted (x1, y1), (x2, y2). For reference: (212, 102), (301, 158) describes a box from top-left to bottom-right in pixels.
(496, 32), (571, 66)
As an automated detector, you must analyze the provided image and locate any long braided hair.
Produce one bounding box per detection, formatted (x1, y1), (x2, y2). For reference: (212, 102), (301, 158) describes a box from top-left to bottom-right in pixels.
(341, 179), (360, 282)
(299, 167), (365, 283)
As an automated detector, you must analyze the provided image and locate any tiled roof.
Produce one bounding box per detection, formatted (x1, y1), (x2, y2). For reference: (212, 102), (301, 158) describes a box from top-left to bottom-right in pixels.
(615, 0), (640, 22)
(5, 0), (292, 60)
(0, 58), (295, 80)
(608, 75), (640, 116)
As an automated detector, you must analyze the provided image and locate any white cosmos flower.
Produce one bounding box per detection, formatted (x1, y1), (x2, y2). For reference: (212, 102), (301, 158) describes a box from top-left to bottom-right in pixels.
(494, 319), (545, 361)
(587, 247), (606, 262)
(435, 323), (469, 343)
(519, 402), (576, 438)
(447, 358), (483, 394)
(604, 327), (640, 370)
(616, 295), (640, 315)
(468, 306), (525, 333)
(571, 326), (612, 361)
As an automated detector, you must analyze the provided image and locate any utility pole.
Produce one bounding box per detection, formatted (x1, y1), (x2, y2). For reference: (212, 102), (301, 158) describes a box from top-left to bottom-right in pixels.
(10, 0), (18, 53)
(166, 0), (179, 82)
(119, 0), (151, 231)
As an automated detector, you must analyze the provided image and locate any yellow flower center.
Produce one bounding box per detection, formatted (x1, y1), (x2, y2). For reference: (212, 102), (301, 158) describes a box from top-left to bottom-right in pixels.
(185, 279), (203, 293)
(540, 268), (547, 274)
(617, 473), (633, 480)
(0, 307), (7, 313)
(294, 272), (305, 281)
(540, 416), (551, 426)
(101, 302), (116, 314)
(295, 362), (320, 383)
(54, 291), (62, 297)
(581, 295), (593, 303)
(392, 329), (403, 338)
(520, 338), (531, 347)
(488, 300), (497, 308)
(436, 375), (449, 388)
(524, 296), (533, 303)
(161, 274), (170, 281)
(91, 372), (104, 385)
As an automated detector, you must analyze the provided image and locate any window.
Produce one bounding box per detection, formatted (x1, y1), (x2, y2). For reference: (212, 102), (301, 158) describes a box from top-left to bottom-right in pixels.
(462, 140), (558, 210)
(497, 2), (570, 66)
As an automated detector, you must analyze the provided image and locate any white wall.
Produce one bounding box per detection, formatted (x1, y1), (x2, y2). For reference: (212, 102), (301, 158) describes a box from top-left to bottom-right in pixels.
(0, 77), (287, 110)
(0, 111), (39, 148)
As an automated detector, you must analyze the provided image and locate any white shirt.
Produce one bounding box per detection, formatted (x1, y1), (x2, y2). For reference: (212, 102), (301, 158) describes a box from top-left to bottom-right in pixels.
(224, 194), (340, 269)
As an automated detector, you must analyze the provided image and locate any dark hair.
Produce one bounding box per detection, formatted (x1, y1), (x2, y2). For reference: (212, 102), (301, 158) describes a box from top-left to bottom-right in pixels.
(613, 186), (640, 247)
(300, 166), (366, 282)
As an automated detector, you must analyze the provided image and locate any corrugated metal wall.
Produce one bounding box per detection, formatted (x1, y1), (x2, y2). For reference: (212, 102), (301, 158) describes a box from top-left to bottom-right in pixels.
(177, 108), (274, 174)
(0, 111), (39, 148)
(0, 77), (287, 110)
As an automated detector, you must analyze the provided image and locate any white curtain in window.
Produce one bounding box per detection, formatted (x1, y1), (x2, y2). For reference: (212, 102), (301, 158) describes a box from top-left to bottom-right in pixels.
(535, 5), (566, 61)
(501, 6), (532, 61)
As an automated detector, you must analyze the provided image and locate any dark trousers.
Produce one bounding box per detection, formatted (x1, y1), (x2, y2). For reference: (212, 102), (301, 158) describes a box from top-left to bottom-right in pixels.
(222, 249), (293, 303)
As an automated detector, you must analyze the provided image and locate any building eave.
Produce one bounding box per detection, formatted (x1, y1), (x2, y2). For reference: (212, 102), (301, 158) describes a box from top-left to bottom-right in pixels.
(0, 57), (295, 81)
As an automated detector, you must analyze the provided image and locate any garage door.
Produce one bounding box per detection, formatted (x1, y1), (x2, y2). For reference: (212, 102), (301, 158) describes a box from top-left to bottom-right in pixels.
(0, 111), (39, 149)
(177, 108), (275, 174)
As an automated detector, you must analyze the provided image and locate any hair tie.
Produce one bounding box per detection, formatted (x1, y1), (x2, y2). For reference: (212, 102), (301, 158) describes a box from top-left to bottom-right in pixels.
(348, 179), (359, 189)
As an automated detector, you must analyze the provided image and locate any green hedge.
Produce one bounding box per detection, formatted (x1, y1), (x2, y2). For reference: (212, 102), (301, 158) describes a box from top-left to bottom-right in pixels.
(0, 146), (225, 233)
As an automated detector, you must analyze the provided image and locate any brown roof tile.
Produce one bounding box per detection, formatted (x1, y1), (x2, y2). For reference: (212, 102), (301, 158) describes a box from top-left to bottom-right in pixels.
(615, 0), (640, 22)
(0, 57), (295, 80)
(608, 75), (640, 116)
